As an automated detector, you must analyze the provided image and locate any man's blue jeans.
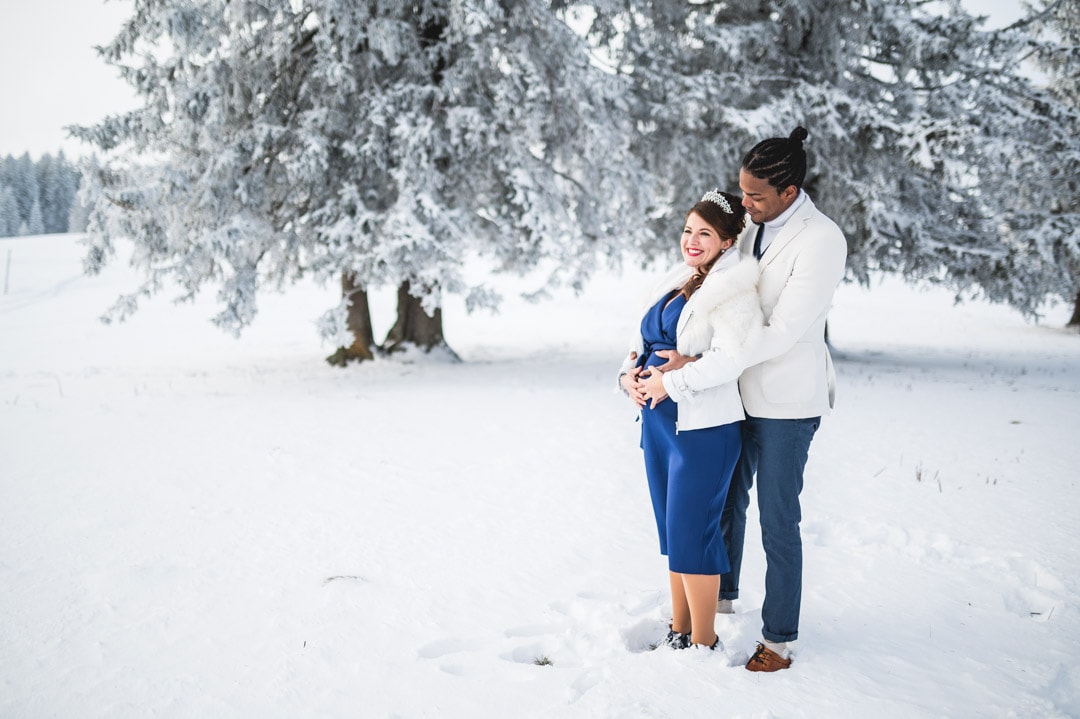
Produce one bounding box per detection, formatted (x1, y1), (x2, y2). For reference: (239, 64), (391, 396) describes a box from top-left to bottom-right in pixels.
(719, 415), (820, 644)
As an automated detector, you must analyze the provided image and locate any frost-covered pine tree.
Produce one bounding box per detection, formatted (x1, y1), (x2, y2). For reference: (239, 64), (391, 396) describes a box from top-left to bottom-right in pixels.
(0, 156), (14, 192)
(0, 158), (15, 235)
(73, 0), (649, 362)
(37, 154), (58, 234)
(27, 198), (45, 236)
(989, 0), (1080, 327)
(39, 151), (78, 234)
(0, 153), (80, 236)
(578, 0), (1072, 319)
(0, 186), (18, 237)
(69, 155), (101, 235)
(868, 0), (1080, 324)
(11, 153), (39, 228)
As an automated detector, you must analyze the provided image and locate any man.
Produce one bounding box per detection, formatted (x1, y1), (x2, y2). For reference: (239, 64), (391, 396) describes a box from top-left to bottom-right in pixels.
(720, 126), (847, 671)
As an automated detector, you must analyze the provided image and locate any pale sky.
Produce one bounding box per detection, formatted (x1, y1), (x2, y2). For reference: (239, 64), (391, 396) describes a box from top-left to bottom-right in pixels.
(0, 0), (135, 159)
(0, 0), (1027, 161)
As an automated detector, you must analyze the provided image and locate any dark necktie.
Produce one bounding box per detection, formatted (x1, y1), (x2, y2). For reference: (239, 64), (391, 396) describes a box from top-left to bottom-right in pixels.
(753, 223), (765, 260)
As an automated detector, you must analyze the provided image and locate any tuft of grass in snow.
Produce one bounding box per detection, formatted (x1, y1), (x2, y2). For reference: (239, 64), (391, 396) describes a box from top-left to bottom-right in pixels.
(914, 462), (942, 492)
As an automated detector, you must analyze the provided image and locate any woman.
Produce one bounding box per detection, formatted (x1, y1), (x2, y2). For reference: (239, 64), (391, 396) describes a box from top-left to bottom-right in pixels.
(618, 189), (762, 650)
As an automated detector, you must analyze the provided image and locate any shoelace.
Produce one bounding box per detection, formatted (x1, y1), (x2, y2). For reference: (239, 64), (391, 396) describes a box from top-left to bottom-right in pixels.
(748, 644), (769, 664)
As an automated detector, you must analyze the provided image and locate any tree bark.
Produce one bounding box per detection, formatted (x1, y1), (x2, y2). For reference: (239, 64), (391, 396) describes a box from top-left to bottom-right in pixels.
(326, 272), (378, 366)
(1069, 289), (1080, 330)
(383, 280), (459, 360)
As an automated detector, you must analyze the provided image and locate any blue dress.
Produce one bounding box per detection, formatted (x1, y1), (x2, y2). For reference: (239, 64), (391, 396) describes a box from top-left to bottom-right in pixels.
(638, 291), (741, 575)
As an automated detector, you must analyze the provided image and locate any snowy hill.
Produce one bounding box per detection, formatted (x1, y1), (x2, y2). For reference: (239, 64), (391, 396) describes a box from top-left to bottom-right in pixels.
(1, 233), (1078, 717)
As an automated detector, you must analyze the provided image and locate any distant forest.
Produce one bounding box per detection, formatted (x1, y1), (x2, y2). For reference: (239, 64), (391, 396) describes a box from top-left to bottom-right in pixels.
(0, 152), (89, 238)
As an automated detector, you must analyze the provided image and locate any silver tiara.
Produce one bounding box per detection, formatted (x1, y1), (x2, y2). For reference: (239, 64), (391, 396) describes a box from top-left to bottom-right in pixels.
(700, 189), (733, 214)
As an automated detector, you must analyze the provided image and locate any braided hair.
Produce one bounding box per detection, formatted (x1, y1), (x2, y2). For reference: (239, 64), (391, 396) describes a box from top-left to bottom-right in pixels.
(741, 126), (809, 191)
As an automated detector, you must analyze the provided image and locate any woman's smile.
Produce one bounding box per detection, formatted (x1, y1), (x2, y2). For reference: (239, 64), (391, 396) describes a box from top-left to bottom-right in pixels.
(681, 211), (731, 269)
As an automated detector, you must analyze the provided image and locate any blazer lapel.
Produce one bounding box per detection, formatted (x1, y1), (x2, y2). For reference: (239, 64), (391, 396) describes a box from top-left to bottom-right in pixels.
(759, 198), (817, 268)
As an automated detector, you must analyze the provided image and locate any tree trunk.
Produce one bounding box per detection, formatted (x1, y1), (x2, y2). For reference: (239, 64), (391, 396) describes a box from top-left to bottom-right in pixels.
(383, 280), (459, 360)
(1069, 289), (1080, 330)
(326, 272), (378, 366)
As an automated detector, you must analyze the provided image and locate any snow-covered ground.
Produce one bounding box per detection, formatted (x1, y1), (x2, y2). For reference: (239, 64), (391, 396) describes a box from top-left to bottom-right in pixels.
(2, 233), (1078, 718)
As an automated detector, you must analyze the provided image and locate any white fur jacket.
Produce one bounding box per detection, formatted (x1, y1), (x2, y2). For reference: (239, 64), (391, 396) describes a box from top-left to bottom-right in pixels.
(619, 249), (764, 431)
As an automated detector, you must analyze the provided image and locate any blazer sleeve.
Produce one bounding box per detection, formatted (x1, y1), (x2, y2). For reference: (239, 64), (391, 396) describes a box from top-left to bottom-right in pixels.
(662, 345), (743, 402)
(661, 291), (762, 401)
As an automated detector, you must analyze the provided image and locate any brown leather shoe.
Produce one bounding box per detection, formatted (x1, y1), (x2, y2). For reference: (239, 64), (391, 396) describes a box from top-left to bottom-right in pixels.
(745, 643), (792, 672)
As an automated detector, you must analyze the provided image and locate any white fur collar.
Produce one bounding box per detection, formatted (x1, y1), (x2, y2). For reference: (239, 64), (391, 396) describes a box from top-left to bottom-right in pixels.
(684, 250), (759, 313)
(645, 247), (749, 305)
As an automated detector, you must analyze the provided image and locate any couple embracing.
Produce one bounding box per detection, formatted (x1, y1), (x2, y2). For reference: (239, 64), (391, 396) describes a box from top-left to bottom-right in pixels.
(619, 126), (847, 671)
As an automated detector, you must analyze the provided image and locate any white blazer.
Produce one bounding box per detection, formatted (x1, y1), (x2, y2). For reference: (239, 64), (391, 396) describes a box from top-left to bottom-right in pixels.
(736, 195), (848, 419)
(620, 249), (763, 431)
